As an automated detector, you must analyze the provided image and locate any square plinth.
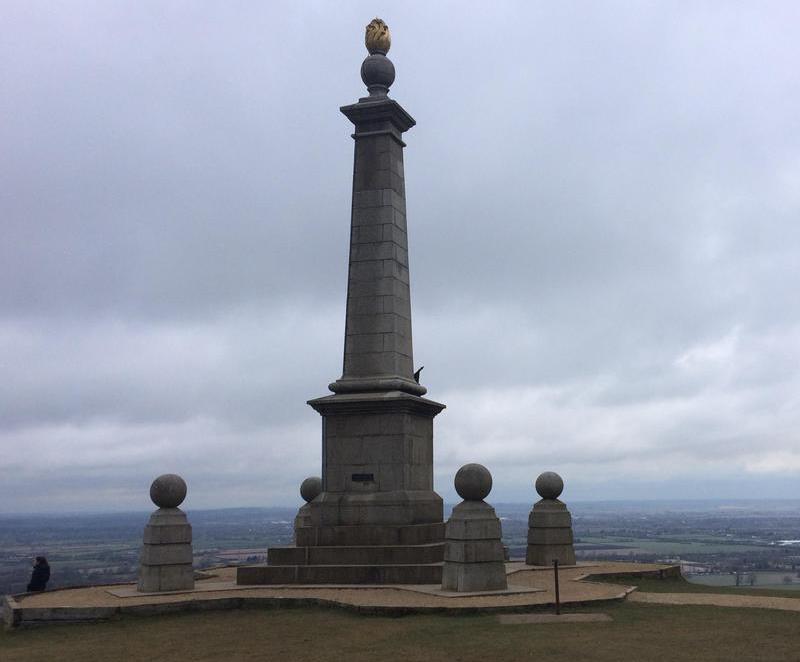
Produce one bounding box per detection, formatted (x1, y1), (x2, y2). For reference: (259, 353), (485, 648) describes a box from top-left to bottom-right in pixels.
(307, 391), (445, 527)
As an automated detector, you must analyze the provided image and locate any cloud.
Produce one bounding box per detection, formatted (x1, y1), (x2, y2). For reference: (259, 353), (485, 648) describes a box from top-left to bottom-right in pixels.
(1, 2), (799, 511)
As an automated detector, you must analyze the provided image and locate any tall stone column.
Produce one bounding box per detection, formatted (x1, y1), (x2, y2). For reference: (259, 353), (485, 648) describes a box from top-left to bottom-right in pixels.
(237, 19), (446, 586)
(306, 19), (445, 532)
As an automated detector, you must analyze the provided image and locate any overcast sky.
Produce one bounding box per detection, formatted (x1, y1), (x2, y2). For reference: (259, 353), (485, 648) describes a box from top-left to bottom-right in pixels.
(2, 1), (799, 513)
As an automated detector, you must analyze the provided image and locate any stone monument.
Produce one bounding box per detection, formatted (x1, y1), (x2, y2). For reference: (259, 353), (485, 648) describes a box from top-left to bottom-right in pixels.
(525, 471), (576, 566)
(138, 473), (194, 592)
(294, 476), (321, 539)
(442, 464), (507, 592)
(238, 18), (446, 586)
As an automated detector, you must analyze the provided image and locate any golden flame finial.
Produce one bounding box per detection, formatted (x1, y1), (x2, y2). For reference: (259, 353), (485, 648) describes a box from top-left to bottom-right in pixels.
(365, 18), (391, 55)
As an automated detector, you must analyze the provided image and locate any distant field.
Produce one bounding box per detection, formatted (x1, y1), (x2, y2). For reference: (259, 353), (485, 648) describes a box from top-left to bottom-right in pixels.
(594, 574), (800, 599)
(578, 536), (770, 555)
(687, 572), (800, 590)
(4, 504), (798, 596)
(3, 602), (800, 662)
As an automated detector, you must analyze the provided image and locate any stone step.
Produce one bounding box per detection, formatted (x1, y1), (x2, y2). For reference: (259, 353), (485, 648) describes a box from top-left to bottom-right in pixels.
(237, 562), (443, 585)
(295, 521), (444, 547)
(268, 542), (444, 566)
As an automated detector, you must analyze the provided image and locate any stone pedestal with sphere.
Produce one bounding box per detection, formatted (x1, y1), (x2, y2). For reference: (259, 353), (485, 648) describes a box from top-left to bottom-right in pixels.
(138, 474), (195, 593)
(442, 464), (508, 592)
(526, 471), (576, 567)
(292, 476), (321, 542)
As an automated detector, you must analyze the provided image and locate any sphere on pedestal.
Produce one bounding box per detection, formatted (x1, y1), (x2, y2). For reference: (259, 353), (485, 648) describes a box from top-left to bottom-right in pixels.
(361, 54), (395, 93)
(454, 463), (492, 501)
(300, 476), (322, 503)
(150, 474), (187, 509)
(535, 471), (564, 500)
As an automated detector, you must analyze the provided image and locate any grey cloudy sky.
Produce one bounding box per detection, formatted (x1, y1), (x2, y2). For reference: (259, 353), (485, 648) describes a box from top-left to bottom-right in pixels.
(2, 1), (799, 512)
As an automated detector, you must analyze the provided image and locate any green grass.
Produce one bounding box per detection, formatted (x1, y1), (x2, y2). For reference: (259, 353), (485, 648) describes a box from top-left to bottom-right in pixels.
(594, 574), (800, 599)
(687, 572), (800, 590)
(578, 536), (769, 554)
(3, 602), (800, 662)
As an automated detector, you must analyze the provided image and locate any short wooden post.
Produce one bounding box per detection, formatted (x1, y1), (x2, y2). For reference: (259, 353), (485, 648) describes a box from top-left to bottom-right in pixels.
(553, 559), (561, 615)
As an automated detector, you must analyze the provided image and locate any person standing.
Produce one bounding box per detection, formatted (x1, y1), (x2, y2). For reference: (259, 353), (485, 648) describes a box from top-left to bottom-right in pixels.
(27, 556), (50, 592)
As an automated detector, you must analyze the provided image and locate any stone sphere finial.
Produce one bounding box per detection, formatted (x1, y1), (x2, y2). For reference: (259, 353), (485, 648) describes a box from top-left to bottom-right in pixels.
(535, 471), (564, 500)
(454, 463), (493, 501)
(150, 473), (187, 509)
(361, 56), (395, 96)
(300, 476), (322, 503)
(365, 18), (391, 55)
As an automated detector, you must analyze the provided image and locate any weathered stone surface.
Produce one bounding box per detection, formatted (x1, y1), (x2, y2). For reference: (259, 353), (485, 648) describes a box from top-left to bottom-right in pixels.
(143, 507), (188, 526)
(137, 564), (195, 593)
(525, 496), (576, 567)
(140, 543), (193, 565)
(528, 508), (573, 528)
(245, 26), (445, 588)
(237, 562), (442, 585)
(295, 521), (443, 547)
(149, 474), (187, 509)
(535, 471), (564, 500)
(527, 527), (575, 545)
(306, 391), (444, 528)
(138, 506), (194, 593)
(142, 523), (192, 545)
(300, 477), (322, 503)
(444, 501), (504, 540)
(329, 96), (421, 399)
(444, 540), (505, 563)
(454, 463), (492, 501)
(441, 473), (507, 592)
(526, 544), (577, 566)
(268, 542), (444, 566)
(441, 561), (507, 593)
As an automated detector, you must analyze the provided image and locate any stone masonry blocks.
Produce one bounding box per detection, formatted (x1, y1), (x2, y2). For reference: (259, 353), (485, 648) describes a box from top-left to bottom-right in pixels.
(240, 88), (444, 587)
(138, 565), (195, 593)
(307, 392), (444, 529)
(339, 123), (414, 391)
(525, 499), (576, 566)
(442, 499), (508, 592)
(138, 507), (194, 593)
(441, 561), (507, 593)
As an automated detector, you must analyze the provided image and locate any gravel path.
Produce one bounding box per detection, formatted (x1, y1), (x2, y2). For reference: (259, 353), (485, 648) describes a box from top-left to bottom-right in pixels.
(15, 562), (800, 621)
(16, 562), (664, 611)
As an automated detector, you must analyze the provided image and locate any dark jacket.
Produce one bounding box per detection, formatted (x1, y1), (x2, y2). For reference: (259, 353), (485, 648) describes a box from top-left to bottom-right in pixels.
(27, 562), (50, 592)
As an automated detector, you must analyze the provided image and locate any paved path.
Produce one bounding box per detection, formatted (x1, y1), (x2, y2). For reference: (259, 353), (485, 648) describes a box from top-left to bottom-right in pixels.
(629, 591), (800, 612)
(15, 562), (656, 612)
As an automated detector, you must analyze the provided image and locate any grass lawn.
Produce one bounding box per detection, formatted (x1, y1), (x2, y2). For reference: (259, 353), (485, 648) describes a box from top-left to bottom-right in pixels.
(2, 601), (800, 662)
(594, 574), (800, 599)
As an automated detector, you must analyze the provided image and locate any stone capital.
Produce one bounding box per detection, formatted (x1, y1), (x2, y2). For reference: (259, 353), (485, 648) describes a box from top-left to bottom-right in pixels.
(340, 98), (416, 136)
